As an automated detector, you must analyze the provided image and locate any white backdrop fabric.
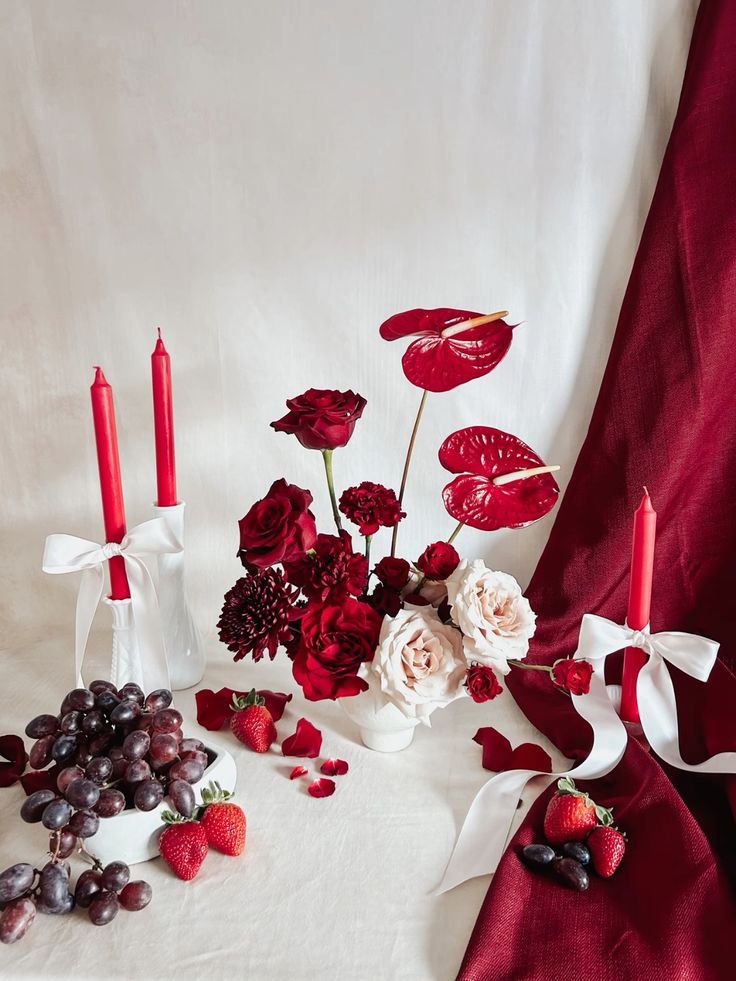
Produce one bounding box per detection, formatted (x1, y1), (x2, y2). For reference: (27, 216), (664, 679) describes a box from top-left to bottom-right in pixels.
(0, 2), (696, 979)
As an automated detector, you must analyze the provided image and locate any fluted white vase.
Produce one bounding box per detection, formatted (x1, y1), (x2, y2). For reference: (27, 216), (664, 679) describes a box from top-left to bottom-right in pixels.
(339, 684), (420, 752)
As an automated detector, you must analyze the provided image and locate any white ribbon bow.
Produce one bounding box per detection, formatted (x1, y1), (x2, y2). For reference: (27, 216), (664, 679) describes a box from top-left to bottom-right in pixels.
(43, 519), (182, 692)
(436, 613), (729, 894)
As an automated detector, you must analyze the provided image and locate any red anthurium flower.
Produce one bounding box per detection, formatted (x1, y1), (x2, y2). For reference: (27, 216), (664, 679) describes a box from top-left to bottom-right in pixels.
(472, 727), (552, 773)
(439, 426), (559, 530)
(196, 688), (292, 731)
(289, 766), (308, 780)
(0, 735), (28, 788)
(379, 308), (514, 392)
(281, 718), (323, 758)
(320, 759), (349, 776)
(308, 777), (336, 798)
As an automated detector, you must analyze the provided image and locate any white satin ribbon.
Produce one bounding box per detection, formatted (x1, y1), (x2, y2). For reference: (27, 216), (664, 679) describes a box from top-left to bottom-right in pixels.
(436, 612), (727, 894)
(42, 519), (182, 691)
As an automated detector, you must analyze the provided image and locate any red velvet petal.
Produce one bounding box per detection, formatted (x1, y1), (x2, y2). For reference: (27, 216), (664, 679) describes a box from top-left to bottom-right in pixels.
(320, 758), (349, 776)
(196, 687), (293, 730)
(289, 766), (308, 780)
(307, 777), (336, 798)
(440, 427), (559, 530)
(258, 690), (293, 722)
(509, 743), (553, 773)
(20, 765), (61, 796)
(0, 735), (28, 788)
(473, 727), (513, 772)
(281, 719), (323, 758)
(379, 309), (514, 392)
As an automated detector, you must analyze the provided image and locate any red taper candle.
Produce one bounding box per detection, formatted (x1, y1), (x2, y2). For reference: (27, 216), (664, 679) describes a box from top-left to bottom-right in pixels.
(620, 488), (657, 724)
(151, 328), (177, 507)
(90, 367), (130, 600)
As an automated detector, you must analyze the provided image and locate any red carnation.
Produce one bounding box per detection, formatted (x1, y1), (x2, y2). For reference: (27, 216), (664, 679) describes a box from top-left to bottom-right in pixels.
(271, 388), (367, 451)
(218, 569), (300, 662)
(416, 541), (460, 581)
(374, 556), (411, 590)
(283, 532), (367, 605)
(466, 664), (503, 703)
(339, 482), (405, 537)
(238, 478), (317, 569)
(551, 658), (593, 695)
(291, 597), (383, 700)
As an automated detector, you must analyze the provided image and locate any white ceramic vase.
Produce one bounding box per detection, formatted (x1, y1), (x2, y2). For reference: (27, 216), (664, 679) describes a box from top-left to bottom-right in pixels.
(103, 596), (156, 693)
(339, 684), (420, 752)
(92, 740), (237, 866)
(152, 501), (206, 690)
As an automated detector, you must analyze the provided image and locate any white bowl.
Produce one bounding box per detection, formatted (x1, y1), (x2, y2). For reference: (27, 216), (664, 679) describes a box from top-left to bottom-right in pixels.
(92, 740), (237, 866)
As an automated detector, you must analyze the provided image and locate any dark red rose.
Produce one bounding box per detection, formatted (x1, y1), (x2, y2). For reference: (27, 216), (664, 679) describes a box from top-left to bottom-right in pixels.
(283, 532), (367, 604)
(271, 388), (367, 451)
(238, 478), (317, 569)
(339, 482), (405, 537)
(218, 569), (300, 662)
(416, 541), (460, 581)
(374, 556), (411, 590)
(368, 583), (404, 617)
(291, 598), (383, 700)
(551, 658), (593, 695)
(466, 664), (503, 703)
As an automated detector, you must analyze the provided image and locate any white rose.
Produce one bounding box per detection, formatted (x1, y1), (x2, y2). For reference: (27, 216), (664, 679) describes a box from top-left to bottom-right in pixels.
(445, 559), (535, 673)
(366, 608), (467, 725)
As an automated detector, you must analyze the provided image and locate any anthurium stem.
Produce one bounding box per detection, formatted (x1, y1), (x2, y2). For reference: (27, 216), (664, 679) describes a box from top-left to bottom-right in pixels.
(447, 521), (464, 545)
(391, 388), (429, 557)
(321, 448), (343, 533)
(365, 535), (372, 565)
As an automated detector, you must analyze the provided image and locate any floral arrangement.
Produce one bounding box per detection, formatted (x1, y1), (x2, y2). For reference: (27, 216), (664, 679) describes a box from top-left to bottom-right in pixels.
(218, 307), (577, 736)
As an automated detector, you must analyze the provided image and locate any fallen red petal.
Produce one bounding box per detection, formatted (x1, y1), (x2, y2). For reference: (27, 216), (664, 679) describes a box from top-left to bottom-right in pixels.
(196, 687), (293, 730)
(308, 778), (336, 798)
(258, 690), (293, 722)
(289, 766), (308, 780)
(472, 727), (513, 772)
(282, 719), (322, 758)
(0, 735), (28, 788)
(20, 764), (61, 796)
(320, 759), (349, 776)
(509, 743), (553, 773)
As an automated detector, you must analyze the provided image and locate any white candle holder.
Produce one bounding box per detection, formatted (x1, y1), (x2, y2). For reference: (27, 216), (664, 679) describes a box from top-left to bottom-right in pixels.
(103, 596), (149, 692)
(152, 501), (206, 690)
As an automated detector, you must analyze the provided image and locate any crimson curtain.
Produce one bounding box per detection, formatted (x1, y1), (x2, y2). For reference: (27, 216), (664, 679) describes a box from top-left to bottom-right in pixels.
(459, 2), (736, 978)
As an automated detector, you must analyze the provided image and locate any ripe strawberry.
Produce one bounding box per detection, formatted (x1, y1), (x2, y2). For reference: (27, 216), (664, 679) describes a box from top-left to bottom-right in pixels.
(543, 777), (613, 844)
(158, 812), (208, 880)
(588, 826), (626, 877)
(230, 690), (276, 753)
(198, 782), (246, 857)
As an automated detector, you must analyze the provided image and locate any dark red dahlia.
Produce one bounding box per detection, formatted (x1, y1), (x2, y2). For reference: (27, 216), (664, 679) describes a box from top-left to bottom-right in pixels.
(218, 569), (300, 663)
(283, 532), (367, 604)
(338, 482), (405, 537)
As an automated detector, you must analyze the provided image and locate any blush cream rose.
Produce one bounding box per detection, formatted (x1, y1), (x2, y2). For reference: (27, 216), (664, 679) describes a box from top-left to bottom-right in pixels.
(365, 608), (467, 725)
(445, 559), (535, 672)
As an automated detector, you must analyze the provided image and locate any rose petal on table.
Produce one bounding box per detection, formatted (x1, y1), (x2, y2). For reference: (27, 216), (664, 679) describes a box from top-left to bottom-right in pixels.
(196, 687), (293, 729)
(282, 719), (322, 758)
(0, 734), (28, 788)
(257, 690), (293, 722)
(473, 727), (513, 772)
(509, 743), (552, 773)
(320, 759), (349, 776)
(289, 766), (308, 780)
(308, 778), (336, 798)
(20, 764), (61, 795)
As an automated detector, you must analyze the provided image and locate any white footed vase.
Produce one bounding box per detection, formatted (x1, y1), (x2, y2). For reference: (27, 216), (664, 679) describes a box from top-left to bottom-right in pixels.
(339, 683), (421, 752)
(152, 502), (206, 690)
(104, 597), (148, 693)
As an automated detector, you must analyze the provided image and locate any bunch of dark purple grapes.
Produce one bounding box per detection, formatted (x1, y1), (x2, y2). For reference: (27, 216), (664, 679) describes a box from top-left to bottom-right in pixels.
(1, 681), (207, 944)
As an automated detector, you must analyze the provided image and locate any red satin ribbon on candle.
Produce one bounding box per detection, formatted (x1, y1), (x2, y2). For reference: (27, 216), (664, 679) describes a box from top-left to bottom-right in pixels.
(151, 328), (177, 507)
(90, 367), (130, 600)
(619, 488), (657, 723)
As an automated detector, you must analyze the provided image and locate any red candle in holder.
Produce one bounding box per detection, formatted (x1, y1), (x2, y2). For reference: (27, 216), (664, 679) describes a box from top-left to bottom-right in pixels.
(90, 367), (130, 600)
(151, 329), (177, 507)
(620, 488), (657, 724)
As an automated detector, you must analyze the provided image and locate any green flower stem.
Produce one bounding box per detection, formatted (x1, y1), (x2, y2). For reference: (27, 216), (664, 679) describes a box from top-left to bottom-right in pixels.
(365, 534), (372, 566)
(321, 448), (343, 533)
(507, 659), (553, 673)
(391, 388), (429, 557)
(447, 521), (464, 545)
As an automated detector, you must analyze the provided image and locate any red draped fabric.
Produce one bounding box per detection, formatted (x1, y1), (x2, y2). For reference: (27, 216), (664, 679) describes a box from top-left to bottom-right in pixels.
(458, 1), (736, 978)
